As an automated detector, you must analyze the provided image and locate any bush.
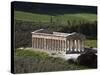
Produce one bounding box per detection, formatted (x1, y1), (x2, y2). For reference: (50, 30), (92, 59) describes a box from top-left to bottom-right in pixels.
(76, 51), (97, 68)
(67, 58), (75, 64)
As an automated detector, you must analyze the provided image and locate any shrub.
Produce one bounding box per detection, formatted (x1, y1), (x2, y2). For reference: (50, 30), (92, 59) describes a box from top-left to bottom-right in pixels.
(67, 58), (75, 64)
(76, 51), (97, 68)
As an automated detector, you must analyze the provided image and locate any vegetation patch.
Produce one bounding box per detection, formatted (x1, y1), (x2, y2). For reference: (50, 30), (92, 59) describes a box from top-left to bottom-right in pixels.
(85, 40), (97, 48)
(15, 49), (49, 58)
(14, 49), (88, 73)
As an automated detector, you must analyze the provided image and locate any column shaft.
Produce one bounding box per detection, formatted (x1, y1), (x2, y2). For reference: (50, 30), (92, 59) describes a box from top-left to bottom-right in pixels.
(64, 40), (66, 52)
(78, 40), (80, 52)
(72, 40), (75, 51)
(60, 40), (62, 51)
(58, 40), (60, 51)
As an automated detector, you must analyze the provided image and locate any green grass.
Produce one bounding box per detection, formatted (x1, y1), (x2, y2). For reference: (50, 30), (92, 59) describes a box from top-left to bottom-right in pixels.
(85, 40), (97, 48)
(14, 49), (89, 73)
(15, 49), (49, 58)
(14, 11), (97, 25)
(14, 11), (51, 22)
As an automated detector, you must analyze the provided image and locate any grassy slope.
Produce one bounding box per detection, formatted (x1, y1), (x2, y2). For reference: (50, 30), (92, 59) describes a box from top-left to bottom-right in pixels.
(14, 49), (88, 73)
(14, 11), (51, 22)
(85, 40), (97, 48)
(14, 11), (97, 23)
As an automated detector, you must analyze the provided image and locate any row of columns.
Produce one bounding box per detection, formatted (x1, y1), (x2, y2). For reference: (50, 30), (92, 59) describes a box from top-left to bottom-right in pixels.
(32, 37), (84, 52)
(32, 37), (66, 52)
(67, 40), (84, 52)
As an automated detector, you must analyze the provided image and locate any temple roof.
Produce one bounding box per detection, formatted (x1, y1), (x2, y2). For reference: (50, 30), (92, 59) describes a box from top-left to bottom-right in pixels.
(32, 29), (53, 34)
(31, 29), (85, 39)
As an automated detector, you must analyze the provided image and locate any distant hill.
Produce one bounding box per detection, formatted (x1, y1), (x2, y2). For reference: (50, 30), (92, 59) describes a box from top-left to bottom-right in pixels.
(12, 1), (97, 15)
(14, 11), (97, 24)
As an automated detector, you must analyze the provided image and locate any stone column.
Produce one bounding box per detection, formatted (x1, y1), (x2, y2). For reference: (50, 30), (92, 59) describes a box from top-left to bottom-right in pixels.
(67, 40), (69, 51)
(53, 39), (55, 51)
(62, 40), (63, 51)
(54, 39), (56, 51)
(50, 39), (52, 50)
(36, 38), (38, 48)
(55, 40), (57, 51)
(46, 39), (48, 50)
(37, 38), (39, 49)
(37, 38), (38, 49)
(35, 38), (36, 48)
(60, 40), (61, 51)
(62, 40), (64, 52)
(38, 38), (40, 49)
(35, 38), (37, 48)
(64, 40), (66, 52)
(75, 40), (77, 51)
(48, 39), (50, 50)
(56, 40), (58, 51)
(32, 37), (33, 48)
(51, 39), (54, 51)
(38, 38), (39, 49)
(68, 40), (70, 51)
(58, 40), (60, 52)
(39, 38), (41, 49)
(54, 40), (55, 51)
(40, 38), (41, 49)
(76, 40), (78, 52)
(50, 39), (51, 50)
(65, 40), (67, 52)
(42, 38), (44, 49)
(47, 39), (50, 50)
(72, 40), (74, 51)
(69, 40), (72, 51)
(63, 40), (65, 52)
(52, 39), (54, 51)
(44, 38), (46, 50)
(78, 40), (80, 52)
(55, 40), (56, 51)
(61, 40), (63, 51)
(60, 40), (62, 51)
(59, 40), (60, 51)
(41, 38), (43, 49)
(58, 40), (60, 51)
(46, 39), (47, 50)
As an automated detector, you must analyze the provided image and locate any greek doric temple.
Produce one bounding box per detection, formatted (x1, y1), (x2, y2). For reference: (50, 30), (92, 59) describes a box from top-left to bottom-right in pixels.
(31, 29), (86, 54)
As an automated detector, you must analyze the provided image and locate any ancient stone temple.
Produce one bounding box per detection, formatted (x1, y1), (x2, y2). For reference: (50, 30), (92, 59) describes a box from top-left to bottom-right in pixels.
(31, 29), (86, 54)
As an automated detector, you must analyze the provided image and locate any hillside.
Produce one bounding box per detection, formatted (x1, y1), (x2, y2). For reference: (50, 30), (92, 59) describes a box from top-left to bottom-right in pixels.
(14, 11), (97, 25)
